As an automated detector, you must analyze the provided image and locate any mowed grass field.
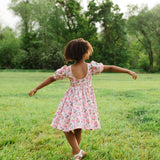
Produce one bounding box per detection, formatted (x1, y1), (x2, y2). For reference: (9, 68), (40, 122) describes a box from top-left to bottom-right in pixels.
(0, 71), (160, 160)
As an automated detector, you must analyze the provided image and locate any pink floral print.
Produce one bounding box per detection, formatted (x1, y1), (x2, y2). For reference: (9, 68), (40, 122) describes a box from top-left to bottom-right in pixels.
(51, 61), (104, 132)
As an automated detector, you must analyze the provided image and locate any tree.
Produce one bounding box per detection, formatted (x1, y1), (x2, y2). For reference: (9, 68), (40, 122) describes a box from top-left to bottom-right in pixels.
(56, 0), (99, 64)
(86, 0), (129, 66)
(10, 0), (66, 69)
(56, 0), (98, 42)
(10, 0), (40, 68)
(32, 0), (66, 69)
(149, 4), (160, 71)
(0, 27), (20, 68)
(10, 0), (35, 52)
(127, 5), (159, 72)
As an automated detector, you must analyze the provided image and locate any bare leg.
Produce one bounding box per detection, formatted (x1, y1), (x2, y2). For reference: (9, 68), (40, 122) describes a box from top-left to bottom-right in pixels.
(74, 128), (82, 145)
(70, 129), (82, 155)
(64, 131), (80, 155)
(73, 129), (86, 158)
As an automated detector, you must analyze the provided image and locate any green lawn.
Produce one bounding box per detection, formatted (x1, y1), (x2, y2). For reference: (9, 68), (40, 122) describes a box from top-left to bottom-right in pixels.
(0, 71), (160, 160)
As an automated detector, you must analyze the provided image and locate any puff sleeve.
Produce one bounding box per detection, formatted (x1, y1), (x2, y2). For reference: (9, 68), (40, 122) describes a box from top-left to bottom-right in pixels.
(53, 65), (69, 80)
(91, 61), (104, 75)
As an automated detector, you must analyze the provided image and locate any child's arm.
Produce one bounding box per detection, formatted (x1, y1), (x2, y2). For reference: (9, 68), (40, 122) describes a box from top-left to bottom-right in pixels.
(103, 65), (137, 80)
(29, 76), (55, 97)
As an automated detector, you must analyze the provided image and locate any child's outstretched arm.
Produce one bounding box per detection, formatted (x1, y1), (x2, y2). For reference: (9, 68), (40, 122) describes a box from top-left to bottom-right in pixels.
(29, 76), (55, 97)
(103, 65), (137, 80)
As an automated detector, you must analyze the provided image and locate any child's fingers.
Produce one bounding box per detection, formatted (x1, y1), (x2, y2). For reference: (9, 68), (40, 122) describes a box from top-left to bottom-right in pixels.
(31, 91), (35, 96)
(29, 91), (33, 97)
(132, 73), (137, 80)
(30, 92), (35, 97)
(29, 89), (37, 97)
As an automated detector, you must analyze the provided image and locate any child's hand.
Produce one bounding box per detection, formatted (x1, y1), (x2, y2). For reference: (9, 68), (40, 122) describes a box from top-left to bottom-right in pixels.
(29, 88), (38, 97)
(128, 71), (137, 80)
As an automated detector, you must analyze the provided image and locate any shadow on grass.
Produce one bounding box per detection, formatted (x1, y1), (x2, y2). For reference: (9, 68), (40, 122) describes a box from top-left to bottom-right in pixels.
(0, 139), (15, 149)
(126, 107), (160, 133)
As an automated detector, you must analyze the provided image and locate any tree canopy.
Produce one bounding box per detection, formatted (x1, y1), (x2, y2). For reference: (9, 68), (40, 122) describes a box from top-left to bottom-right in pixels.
(0, 0), (159, 72)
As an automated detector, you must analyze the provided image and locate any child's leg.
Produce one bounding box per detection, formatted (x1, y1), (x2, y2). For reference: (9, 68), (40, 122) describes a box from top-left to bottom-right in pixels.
(64, 131), (80, 155)
(74, 129), (82, 145)
(73, 129), (86, 159)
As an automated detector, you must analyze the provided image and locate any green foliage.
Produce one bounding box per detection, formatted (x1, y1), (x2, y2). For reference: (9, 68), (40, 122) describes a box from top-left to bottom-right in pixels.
(0, 0), (159, 71)
(0, 27), (20, 69)
(138, 53), (149, 71)
(32, 0), (66, 69)
(10, 0), (66, 69)
(86, 0), (129, 67)
(127, 4), (160, 72)
(149, 4), (160, 71)
(57, 0), (98, 43)
(127, 35), (143, 69)
(0, 71), (160, 159)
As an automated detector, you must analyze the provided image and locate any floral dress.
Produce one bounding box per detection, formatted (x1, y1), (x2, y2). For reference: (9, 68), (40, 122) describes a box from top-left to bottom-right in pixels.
(51, 61), (104, 132)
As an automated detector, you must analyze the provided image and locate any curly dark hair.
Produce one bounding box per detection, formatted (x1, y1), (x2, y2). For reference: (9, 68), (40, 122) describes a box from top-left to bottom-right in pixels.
(64, 38), (93, 63)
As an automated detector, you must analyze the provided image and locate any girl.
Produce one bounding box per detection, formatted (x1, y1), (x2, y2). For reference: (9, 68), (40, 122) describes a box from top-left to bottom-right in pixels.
(29, 38), (137, 160)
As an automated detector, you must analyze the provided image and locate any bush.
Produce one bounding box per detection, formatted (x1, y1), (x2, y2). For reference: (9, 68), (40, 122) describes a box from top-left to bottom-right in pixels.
(138, 53), (149, 71)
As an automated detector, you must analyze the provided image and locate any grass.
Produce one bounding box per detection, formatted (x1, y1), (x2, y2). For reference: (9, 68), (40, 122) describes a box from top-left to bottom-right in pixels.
(0, 71), (160, 160)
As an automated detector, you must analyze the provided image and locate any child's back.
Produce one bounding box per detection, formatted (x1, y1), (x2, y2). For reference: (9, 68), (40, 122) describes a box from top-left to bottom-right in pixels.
(71, 62), (88, 79)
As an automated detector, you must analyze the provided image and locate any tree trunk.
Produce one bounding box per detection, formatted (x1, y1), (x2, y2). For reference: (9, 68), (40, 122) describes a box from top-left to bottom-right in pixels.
(141, 29), (154, 72)
(149, 50), (153, 72)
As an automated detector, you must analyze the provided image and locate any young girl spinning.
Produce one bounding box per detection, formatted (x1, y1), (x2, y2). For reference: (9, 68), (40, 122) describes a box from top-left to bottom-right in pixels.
(29, 38), (137, 160)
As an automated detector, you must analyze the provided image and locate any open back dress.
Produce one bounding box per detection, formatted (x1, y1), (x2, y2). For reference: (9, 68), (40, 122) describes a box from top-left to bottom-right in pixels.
(51, 61), (104, 132)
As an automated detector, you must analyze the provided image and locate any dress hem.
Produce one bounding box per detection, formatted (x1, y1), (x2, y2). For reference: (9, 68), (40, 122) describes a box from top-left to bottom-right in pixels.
(51, 125), (101, 132)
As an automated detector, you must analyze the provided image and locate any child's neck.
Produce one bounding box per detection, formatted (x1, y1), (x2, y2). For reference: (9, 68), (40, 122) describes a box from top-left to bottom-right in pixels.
(75, 60), (85, 65)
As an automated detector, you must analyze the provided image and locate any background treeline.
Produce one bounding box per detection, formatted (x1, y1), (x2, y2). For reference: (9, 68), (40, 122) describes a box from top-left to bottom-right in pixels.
(0, 0), (160, 72)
